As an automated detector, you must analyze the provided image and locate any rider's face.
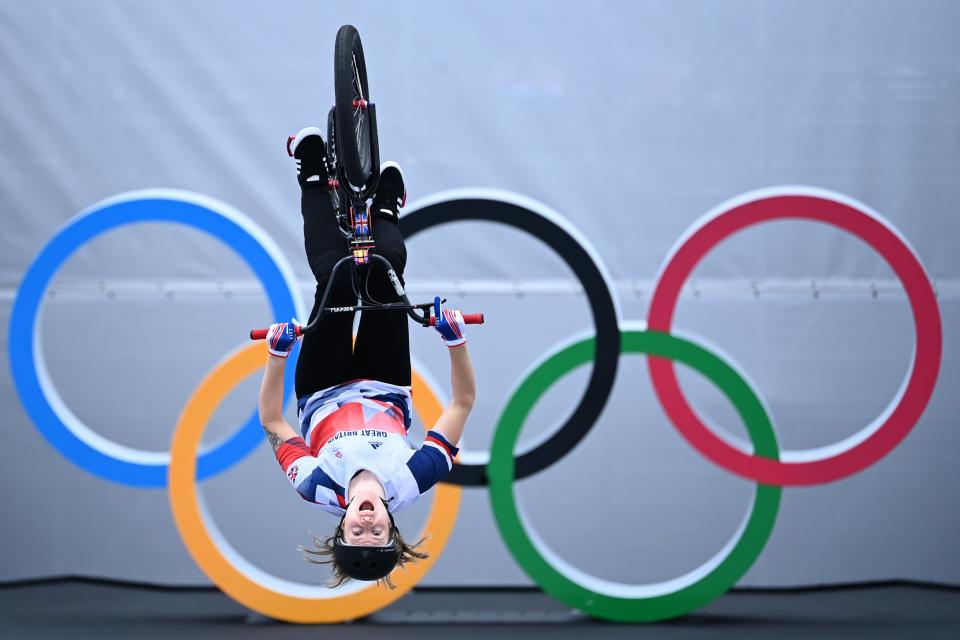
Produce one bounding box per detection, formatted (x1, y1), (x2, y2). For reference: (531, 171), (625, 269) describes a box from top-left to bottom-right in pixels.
(341, 497), (391, 546)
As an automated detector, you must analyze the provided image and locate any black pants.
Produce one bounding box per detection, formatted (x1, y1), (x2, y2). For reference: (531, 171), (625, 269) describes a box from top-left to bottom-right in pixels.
(294, 187), (411, 398)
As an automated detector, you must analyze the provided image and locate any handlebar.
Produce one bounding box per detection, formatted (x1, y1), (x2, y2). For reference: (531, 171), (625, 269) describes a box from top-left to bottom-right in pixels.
(250, 312), (484, 340)
(428, 313), (484, 327)
(249, 325), (302, 341)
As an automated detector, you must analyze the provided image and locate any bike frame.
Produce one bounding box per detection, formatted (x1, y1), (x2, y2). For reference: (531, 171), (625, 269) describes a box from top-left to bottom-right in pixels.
(330, 100), (381, 266)
(248, 29), (482, 343)
(305, 100), (436, 332)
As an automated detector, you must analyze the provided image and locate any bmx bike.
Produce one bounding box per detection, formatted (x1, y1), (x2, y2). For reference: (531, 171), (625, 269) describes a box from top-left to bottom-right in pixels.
(251, 25), (482, 341)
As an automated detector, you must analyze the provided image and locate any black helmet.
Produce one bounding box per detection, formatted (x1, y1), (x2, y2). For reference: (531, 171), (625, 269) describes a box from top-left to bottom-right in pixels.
(333, 538), (398, 581)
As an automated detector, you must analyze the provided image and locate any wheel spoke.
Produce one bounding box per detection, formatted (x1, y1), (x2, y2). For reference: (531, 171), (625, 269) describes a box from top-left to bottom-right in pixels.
(352, 53), (365, 101)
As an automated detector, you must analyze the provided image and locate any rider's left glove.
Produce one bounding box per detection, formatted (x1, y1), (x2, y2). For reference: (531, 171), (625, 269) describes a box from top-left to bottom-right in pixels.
(266, 320), (300, 357)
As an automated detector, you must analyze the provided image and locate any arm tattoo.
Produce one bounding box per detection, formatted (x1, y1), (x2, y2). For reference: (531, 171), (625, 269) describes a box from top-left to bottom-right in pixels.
(263, 427), (285, 453)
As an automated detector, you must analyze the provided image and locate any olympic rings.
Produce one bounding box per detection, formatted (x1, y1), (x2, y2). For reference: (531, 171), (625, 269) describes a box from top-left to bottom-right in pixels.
(401, 189), (622, 486)
(647, 188), (943, 485)
(12, 186), (942, 623)
(488, 327), (781, 622)
(8, 189), (303, 487)
(169, 343), (461, 624)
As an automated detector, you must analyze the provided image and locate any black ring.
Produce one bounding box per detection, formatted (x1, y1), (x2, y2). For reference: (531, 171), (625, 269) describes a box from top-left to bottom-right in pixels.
(400, 197), (621, 486)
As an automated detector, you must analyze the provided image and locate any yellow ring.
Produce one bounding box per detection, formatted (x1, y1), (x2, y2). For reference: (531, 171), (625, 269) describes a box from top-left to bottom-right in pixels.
(168, 343), (462, 623)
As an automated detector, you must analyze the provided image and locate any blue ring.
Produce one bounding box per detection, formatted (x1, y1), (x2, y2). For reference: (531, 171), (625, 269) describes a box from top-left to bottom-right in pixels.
(9, 193), (300, 487)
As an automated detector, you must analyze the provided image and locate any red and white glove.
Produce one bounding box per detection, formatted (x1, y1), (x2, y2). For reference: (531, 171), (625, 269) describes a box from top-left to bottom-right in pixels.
(266, 320), (300, 357)
(433, 296), (466, 347)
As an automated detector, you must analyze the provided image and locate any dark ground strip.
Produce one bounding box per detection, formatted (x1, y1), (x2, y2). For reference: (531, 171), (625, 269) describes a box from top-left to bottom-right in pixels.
(1, 581), (958, 639)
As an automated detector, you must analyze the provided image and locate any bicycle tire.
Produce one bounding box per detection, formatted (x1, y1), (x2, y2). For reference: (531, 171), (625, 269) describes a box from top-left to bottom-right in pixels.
(334, 25), (373, 188)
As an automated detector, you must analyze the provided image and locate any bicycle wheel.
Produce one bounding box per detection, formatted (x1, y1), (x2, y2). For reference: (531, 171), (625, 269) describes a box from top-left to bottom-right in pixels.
(334, 25), (373, 188)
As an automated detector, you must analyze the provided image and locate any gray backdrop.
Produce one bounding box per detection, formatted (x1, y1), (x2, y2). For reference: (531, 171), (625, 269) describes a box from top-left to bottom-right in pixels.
(1, 0), (958, 588)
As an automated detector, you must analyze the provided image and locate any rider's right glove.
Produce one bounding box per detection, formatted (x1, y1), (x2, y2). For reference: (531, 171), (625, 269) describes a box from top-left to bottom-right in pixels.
(433, 296), (466, 348)
(266, 320), (299, 357)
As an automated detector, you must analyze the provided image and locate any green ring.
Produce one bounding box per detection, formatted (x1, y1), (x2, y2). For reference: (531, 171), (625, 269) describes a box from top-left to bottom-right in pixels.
(487, 329), (782, 622)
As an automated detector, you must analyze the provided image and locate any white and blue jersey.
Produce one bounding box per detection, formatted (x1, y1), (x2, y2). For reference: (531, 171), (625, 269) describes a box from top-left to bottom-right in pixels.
(274, 379), (458, 515)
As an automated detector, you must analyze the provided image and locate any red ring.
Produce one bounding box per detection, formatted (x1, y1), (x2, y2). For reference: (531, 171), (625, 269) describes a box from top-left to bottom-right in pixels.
(647, 192), (942, 485)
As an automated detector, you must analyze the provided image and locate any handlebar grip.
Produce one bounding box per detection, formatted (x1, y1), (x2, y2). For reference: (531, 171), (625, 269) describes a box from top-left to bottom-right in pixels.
(249, 325), (303, 341)
(427, 313), (485, 327)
